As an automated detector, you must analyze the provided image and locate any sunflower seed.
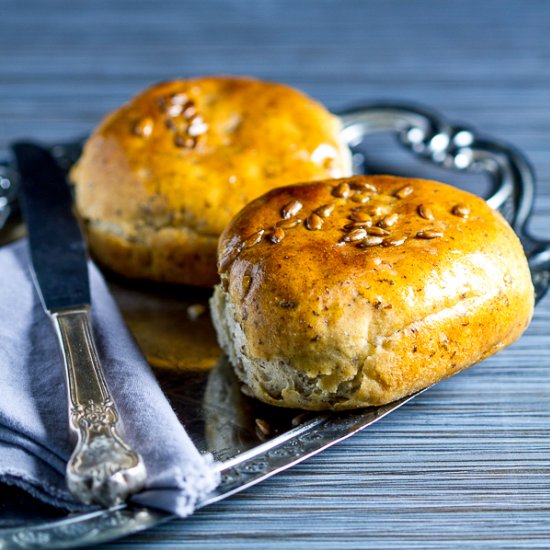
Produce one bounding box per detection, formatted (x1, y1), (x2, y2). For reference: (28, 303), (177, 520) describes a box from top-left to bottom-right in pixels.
(218, 245), (241, 272)
(183, 104), (197, 119)
(306, 213), (324, 230)
(188, 118), (208, 136)
(351, 194), (370, 204)
(416, 229), (443, 239)
(170, 93), (188, 105)
(243, 229), (265, 248)
(357, 236), (384, 247)
(382, 236), (407, 247)
(276, 218), (301, 229)
(417, 204), (434, 220)
(344, 221), (371, 231)
(395, 185), (414, 199)
(281, 199), (303, 219)
(379, 212), (399, 228)
(133, 117), (154, 138)
(452, 203), (470, 218)
(342, 228), (367, 242)
(333, 182), (351, 198)
(155, 96), (167, 111)
(351, 182), (378, 193)
(174, 134), (196, 148)
(367, 226), (390, 236)
(316, 203), (335, 218)
(365, 204), (387, 217)
(268, 227), (285, 243)
(349, 211), (371, 222)
(166, 103), (183, 117)
(164, 118), (177, 130)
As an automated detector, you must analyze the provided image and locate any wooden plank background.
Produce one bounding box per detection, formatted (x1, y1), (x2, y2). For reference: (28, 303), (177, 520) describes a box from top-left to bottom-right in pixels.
(1, 0), (549, 547)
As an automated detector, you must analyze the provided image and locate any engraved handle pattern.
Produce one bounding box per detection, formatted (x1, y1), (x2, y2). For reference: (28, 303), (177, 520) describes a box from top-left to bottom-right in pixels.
(52, 307), (146, 507)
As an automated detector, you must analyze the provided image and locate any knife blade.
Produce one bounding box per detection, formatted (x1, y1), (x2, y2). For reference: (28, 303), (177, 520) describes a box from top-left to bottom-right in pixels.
(13, 142), (146, 507)
(13, 143), (89, 311)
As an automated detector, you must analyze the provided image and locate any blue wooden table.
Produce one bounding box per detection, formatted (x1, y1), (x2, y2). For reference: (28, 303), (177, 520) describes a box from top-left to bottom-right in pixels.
(1, 1), (549, 547)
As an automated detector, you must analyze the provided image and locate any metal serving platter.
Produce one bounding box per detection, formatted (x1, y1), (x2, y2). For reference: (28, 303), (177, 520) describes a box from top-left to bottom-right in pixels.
(0, 103), (549, 549)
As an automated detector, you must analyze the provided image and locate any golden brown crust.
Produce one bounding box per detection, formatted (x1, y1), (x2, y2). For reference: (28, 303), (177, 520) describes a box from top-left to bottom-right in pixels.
(212, 175), (534, 410)
(71, 76), (352, 286)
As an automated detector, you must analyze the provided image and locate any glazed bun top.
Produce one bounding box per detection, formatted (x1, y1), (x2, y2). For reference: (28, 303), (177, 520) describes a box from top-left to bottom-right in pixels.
(71, 76), (352, 241)
(217, 175), (534, 364)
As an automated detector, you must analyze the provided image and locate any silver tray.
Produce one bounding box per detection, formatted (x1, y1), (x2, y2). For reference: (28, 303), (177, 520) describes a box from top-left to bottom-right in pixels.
(1, 102), (549, 549)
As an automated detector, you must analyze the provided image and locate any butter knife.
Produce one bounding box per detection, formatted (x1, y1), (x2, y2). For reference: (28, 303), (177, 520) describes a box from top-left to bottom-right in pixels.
(13, 142), (146, 507)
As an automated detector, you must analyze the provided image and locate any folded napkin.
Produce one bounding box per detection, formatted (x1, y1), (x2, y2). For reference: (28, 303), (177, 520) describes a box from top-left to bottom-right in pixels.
(0, 240), (219, 516)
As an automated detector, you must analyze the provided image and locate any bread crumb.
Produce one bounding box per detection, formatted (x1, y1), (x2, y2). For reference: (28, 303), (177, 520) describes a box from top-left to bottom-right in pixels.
(187, 303), (206, 321)
(255, 418), (271, 438)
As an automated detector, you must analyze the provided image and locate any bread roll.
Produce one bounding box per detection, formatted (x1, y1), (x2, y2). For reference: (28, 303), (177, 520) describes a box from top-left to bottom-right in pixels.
(70, 76), (352, 286)
(210, 175), (534, 410)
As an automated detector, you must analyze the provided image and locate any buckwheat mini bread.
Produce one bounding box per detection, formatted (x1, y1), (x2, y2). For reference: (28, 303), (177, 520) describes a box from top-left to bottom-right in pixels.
(70, 76), (352, 286)
(210, 175), (534, 410)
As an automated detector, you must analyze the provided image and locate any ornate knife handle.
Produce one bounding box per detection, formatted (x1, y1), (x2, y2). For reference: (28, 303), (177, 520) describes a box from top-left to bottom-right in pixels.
(51, 306), (146, 507)
(340, 103), (550, 303)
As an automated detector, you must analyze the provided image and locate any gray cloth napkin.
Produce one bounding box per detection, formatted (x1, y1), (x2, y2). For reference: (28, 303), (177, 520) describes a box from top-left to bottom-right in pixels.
(0, 240), (219, 516)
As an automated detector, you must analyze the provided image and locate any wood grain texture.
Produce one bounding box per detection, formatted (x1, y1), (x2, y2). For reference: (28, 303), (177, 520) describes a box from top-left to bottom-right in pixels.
(1, 0), (549, 547)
